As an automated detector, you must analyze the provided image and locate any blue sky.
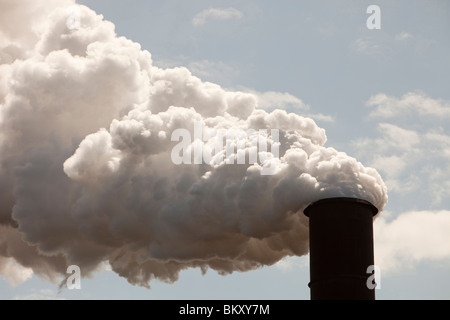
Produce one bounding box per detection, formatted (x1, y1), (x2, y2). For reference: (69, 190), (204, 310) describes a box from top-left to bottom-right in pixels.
(1, 0), (450, 300)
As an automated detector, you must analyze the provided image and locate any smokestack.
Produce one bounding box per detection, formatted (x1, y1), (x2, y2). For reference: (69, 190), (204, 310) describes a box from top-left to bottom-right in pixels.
(304, 197), (378, 300)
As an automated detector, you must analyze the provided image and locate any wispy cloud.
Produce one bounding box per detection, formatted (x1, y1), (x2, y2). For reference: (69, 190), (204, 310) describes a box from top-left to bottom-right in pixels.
(353, 92), (450, 206)
(13, 289), (66, 300)
(366, 92), (450, 119)
(192, 7), (243, 26)
(255, 91), (309, 111)
(395, 31), (413, 42)
(252, 90), (334, 123)
(187, 59), (240, 81)
(352, 37), (380, 55)
(153, 57), (241, 85)
(375, 210), (450, 275)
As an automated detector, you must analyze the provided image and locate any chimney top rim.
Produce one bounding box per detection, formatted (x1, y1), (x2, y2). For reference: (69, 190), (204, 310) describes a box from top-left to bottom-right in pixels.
(304, 197), (378, 217)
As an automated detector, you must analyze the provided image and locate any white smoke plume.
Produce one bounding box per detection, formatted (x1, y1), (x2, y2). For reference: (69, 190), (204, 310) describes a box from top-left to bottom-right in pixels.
(0, 0), (387, 287)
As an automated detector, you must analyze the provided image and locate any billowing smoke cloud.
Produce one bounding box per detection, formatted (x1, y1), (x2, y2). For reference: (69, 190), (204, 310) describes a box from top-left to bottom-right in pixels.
(0, 0), (387, 287)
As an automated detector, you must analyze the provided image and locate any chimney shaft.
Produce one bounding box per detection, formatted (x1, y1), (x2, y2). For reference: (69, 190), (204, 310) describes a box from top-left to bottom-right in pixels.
(304, 197), (378, 300)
